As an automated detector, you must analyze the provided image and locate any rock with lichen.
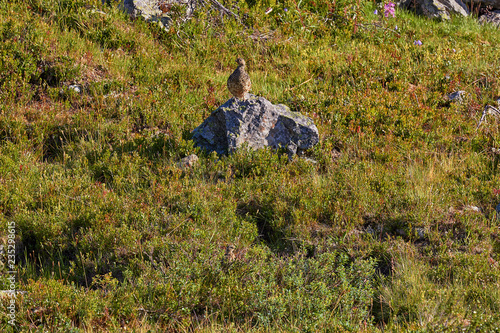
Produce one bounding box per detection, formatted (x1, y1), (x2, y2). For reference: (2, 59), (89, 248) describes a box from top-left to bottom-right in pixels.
(121, 0), (196, 29)
(192, 94), (319, 157)
(479, 10), (500, 27)
(397, 0), (469, 19)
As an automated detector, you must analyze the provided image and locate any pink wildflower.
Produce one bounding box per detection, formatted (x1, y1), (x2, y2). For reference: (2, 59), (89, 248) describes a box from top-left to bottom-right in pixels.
(384, 2), (396, 18)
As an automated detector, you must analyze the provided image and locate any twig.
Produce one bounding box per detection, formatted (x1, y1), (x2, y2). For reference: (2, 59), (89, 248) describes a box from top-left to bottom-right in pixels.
(249, 29), (275, 42)
(137, 307), (163, 313)
(476, 104), (500, 130)
(357, 22), (401, 37)
(464, 74), (487, 89)
(166, 218), (190, 236)
(62, 194), (91, 206)
(208, 0), (241, 22)
(285, 77), (314, 92)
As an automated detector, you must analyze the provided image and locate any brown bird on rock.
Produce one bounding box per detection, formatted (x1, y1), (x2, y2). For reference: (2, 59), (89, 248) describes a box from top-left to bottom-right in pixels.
(227, 58), (251, 100)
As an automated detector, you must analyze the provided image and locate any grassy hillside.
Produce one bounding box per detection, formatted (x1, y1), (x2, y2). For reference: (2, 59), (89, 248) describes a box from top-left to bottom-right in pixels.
(1, 0), (500, 331)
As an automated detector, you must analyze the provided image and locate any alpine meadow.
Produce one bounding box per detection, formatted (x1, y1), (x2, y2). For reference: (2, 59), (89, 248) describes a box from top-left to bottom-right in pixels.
(1, 0), (500, 331)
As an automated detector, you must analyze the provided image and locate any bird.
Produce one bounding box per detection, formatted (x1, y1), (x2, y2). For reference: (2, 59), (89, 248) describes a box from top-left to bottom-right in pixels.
(227, 58), (251, 100)
(224, 245), (236, 264)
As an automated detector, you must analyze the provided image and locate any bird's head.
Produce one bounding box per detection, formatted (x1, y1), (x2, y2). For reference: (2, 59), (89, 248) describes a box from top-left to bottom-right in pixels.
(236, 58), (246, 67)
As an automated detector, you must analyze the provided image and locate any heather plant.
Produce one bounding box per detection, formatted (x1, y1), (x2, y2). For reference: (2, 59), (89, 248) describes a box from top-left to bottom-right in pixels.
(0, 0), (500, 331)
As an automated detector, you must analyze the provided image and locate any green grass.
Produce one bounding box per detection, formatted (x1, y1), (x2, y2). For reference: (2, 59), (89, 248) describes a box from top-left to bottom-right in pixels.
(1, 0), (500, 331)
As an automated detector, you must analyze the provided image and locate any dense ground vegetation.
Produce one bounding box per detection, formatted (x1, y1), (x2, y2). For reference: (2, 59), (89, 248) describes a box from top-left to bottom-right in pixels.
(1, 0), (500, 331)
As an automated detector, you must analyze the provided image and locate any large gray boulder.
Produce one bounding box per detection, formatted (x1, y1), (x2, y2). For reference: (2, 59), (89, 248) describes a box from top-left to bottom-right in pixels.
(398, 0), (469, 19)
(192, 95), (319, 156)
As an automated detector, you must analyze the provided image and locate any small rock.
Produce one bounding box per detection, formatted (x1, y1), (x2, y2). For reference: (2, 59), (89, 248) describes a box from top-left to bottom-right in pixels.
(366, 225), (376, 237)
(59, 84), (82, 97)
(177, 154), (198, 169)
(90, 8), (107, 15)
(450, 205), (484, 215)
(302, 157), (317, 164)
(464, 205), (482, 213)
(448, 90), (466, 103)
(120, 0), (196, 30)
(366, 224), (382, 237)
(415, 227), (425, 239)
(69, 84), (82, 93)
(479, 10), (500, 28)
